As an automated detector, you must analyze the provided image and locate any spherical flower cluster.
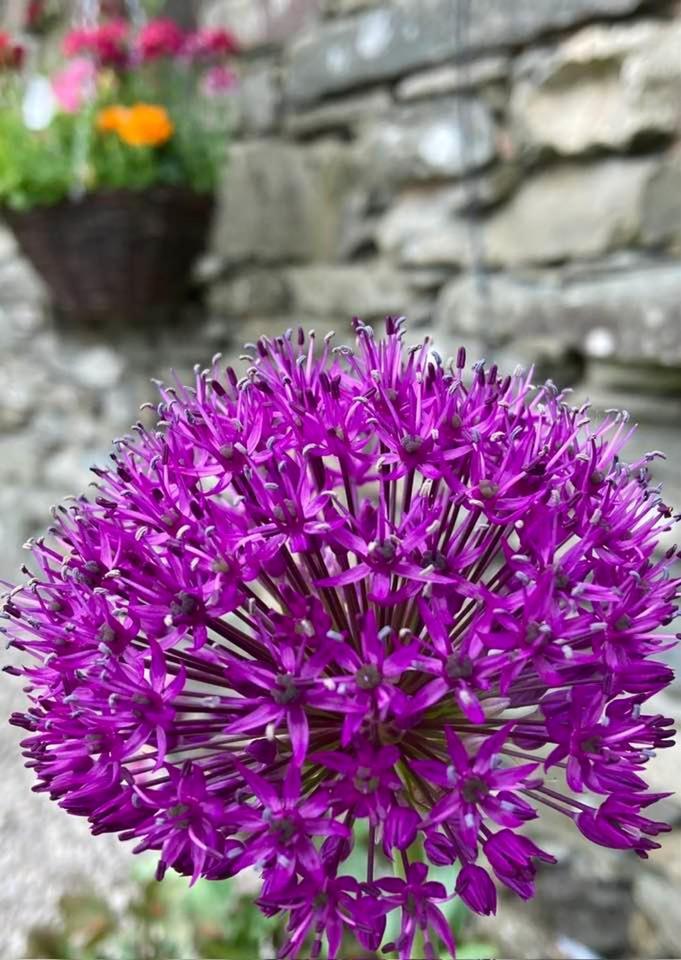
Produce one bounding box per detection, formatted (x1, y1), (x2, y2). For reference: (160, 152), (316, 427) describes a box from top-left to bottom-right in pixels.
(4, 320), (678, 959)
(63, 19), (129, 68)
(97, 102), (174, 148)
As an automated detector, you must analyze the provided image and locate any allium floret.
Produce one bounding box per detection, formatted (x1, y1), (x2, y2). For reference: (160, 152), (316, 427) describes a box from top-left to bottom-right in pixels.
(3, 319), (678, 959)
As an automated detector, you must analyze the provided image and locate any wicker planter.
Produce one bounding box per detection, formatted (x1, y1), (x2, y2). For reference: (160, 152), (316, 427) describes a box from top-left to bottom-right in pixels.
(3, 186), (214, 328)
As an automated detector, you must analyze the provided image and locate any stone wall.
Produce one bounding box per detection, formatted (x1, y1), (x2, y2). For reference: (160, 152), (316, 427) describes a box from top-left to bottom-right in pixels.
(203, 0), (681, 381)
(1, 1), (681, 957)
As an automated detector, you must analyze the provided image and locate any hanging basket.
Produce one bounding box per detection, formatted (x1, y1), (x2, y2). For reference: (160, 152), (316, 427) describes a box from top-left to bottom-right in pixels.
(2, 186), (215, 328)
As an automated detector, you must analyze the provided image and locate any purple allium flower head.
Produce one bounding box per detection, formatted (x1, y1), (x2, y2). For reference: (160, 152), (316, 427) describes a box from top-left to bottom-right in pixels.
(3, 318), (679, 959)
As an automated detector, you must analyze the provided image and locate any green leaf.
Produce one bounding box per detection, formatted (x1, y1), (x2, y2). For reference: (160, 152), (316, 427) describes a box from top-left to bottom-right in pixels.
(455, 941), (498, 959)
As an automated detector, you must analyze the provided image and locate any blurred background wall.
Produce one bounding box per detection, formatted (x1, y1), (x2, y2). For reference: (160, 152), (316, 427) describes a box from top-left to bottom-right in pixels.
(1, 0), (680, 958)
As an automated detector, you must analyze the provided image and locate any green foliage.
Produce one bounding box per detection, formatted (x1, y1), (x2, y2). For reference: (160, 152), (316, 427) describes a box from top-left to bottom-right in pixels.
(0, 59), (232, 210)
(25, 857), (280, 960)
(24, 853), (498, 960)
(0, 110), (76, 209)
(24, 833), (498, 960)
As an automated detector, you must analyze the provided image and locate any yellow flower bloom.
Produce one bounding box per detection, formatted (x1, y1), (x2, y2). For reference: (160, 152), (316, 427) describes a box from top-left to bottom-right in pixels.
(96, 103), (174, 148)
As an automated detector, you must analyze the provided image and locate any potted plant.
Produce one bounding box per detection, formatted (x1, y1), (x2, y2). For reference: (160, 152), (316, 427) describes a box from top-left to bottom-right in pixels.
(0, 12), (238, 327)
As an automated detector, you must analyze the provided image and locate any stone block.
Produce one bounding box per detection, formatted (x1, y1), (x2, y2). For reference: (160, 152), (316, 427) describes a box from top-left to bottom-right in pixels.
(203, 0), (319, 50)
(641, 153), (681, 249)
(286, 0), (642, 104)
(396, 56), (509, 100)
(377, 187), (471, 266)
(235, 64), (281, 135)
(285, 262), (412, 319)
(285, 88), (392, 138)
(212, 140), (358, 264)
(512, 21), (681, 155)
(210, 269), (291, 317)
(359, 96), (496, 184)
(377, 170), (519, 267)
(436, 262), (681, 364)
(485, 159), (655, 266)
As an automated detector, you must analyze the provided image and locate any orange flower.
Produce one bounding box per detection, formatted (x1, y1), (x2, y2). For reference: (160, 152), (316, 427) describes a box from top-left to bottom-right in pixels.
(96, 102), (174, 147)
(118, 103), (174, 147)
(97, 104), (128, 133)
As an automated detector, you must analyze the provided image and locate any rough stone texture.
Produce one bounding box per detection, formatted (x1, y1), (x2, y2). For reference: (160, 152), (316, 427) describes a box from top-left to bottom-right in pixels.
(286, 0), (643, 103)
(376, 168), (520, 266)
(234, 64), (281, 135)
(641, 152), (681, 249)
(285, 262), (412, 317)
(436, 261), (681, 362)
(645, 830), (681, 885)
(633, 872), (681, 955)
(205, 0), (320, 50)
(212, 140), (358, 264)
(0, 228), (45, 304)
(322, 0), (377, 14)
(285, 87), (392, 137)
(531, 858), (633, 956)
(395, 55), (510, 100)
(512, 21), (681, 155)
(485, 158), (656, 265)
(359, 96), (496, 183)
(209, 269), (291, 316)
(377, 186), (471, 266)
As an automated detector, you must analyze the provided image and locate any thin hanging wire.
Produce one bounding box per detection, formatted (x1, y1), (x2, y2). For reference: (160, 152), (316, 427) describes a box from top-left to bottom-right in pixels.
(125, 0), (147, 31)
(69, 0), (100, 198)
(453, 0), (495, 355)
(77, 0), (101, 27)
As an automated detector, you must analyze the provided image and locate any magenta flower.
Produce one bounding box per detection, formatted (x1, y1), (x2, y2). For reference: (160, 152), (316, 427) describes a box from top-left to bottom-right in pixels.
(136, 18), (185, 62)
(201, 65), (238, 97)
(63, 19), (128, 67)
(183, 27), (239, 61)
(3, 319), (678, 959)
(0, 30), (24, 70)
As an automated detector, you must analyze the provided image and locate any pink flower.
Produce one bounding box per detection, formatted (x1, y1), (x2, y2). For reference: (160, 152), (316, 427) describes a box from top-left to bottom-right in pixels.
(63, 19), (128, 67)
(201, 65), (238, 96)
(52, 58), (96, 113)
(183, 27), (239, 61)
(137, 18), (185, 61)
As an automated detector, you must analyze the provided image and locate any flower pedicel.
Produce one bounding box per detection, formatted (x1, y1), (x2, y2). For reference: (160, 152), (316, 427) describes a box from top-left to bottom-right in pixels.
(4, 319), (677, 959)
